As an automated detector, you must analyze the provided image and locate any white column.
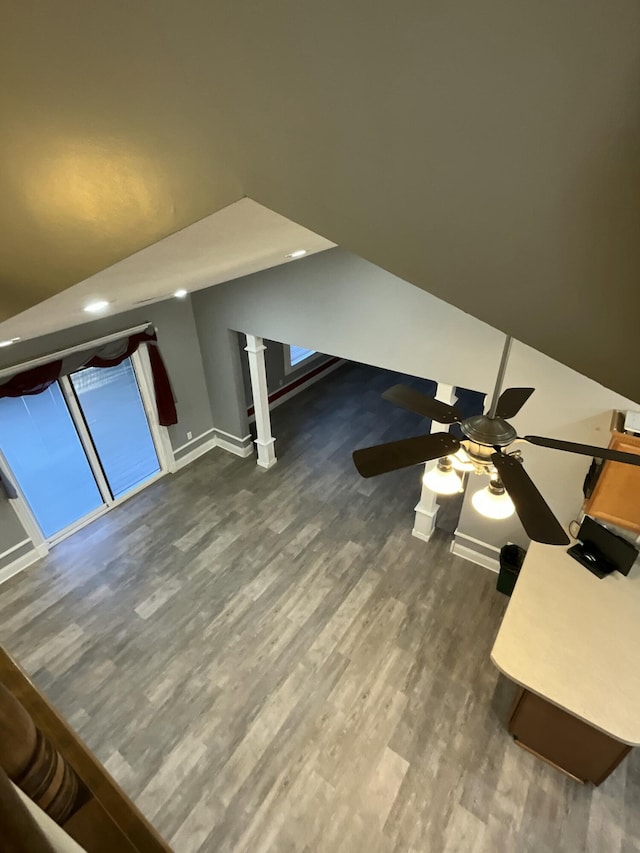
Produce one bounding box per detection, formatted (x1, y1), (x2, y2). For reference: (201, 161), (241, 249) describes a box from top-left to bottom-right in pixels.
(412, 382), (456, 542)
(245, 334), (277, 469)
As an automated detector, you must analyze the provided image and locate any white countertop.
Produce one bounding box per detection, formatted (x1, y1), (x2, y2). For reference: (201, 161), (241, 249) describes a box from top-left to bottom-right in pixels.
(491, 540), (640, 745)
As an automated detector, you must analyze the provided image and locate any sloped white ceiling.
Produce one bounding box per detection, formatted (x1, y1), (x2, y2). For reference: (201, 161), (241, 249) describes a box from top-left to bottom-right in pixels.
(0, 200), (334, 342)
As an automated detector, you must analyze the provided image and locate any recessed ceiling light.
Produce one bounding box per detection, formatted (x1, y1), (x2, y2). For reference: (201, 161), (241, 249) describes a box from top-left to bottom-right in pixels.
(84, 300), (110, 314)
(286, 249), (307, 259)
(174, 289), (188, 298)
(0, 337), (20, 348)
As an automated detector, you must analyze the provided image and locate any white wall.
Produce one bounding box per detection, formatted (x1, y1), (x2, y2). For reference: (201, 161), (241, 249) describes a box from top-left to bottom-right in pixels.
(192, 248), (637, 540)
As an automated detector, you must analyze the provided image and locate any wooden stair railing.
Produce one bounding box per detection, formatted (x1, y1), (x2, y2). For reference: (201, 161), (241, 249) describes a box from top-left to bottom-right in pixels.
(0, 646), (172, 852)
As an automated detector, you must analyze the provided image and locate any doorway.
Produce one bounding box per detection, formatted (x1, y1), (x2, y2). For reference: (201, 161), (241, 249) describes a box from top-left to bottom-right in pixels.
(0, 356), (162, 543)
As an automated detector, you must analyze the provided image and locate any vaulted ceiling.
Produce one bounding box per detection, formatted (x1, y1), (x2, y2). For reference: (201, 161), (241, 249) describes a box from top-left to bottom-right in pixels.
(2, 2), (639, 400)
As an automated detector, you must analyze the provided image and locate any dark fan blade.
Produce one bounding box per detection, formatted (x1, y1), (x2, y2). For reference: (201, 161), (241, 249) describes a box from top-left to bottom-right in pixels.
(382, 384), (463, 424)
(524, 435), (640, 467)
(495, 387), (535, 419)
(491, 452), (569, 545)
(353, 433), (461, 478)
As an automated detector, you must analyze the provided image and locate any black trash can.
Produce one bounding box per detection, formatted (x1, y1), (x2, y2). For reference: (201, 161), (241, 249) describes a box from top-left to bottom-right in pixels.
(497, 544), (527, 597)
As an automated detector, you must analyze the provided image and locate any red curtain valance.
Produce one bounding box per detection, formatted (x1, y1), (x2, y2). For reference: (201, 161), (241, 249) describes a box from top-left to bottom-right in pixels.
(0, 330), (177, 427)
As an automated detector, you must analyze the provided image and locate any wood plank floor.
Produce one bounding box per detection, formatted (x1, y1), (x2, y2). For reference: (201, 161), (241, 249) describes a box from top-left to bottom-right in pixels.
(1, 362), (639, 852)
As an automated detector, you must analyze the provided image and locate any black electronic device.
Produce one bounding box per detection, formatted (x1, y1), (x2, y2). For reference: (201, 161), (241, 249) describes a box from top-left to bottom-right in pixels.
(567, 543), (615, 579)
(568, 515), (638, 578)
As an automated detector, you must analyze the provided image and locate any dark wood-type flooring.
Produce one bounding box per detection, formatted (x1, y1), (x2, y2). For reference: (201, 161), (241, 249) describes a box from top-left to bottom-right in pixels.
(1, 362), (639, 852)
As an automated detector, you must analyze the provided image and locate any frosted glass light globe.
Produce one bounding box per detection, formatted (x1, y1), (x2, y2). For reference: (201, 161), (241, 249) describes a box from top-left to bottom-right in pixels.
(472, 481), (515, 520)
(422, 459), (463, 495)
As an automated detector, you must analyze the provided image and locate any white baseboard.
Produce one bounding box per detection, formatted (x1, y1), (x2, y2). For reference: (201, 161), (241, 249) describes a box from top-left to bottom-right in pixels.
(215, 435), (254, 458)
(172, 428), (216, 456)
(0, 543), (48, 587)
(450, 539), (500, 574)
(175, 435), (218, 470)
(213, 428), (254, 458)
(454, 531), (501, 554)
(174, 430), (254, 470)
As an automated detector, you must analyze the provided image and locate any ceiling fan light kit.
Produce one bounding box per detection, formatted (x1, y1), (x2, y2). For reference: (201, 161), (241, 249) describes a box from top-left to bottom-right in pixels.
(472, 478), (516, 520)
(353, 335), (640, 546)
(422, 457), (463, 495)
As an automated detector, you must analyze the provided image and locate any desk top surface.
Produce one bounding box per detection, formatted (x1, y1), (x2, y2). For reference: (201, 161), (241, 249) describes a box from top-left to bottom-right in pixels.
(491, 540), (640, 745)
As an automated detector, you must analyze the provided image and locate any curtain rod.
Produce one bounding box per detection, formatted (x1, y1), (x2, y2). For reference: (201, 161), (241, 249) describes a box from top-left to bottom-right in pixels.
(0, 322), (153, 382)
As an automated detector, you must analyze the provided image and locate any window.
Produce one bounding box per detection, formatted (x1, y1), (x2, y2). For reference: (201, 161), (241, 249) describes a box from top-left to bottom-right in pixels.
(69, 359), (160, 499)
(0, 384), (104, 538)
(285, 344), (318, 374)
(0, 356), (161, 542)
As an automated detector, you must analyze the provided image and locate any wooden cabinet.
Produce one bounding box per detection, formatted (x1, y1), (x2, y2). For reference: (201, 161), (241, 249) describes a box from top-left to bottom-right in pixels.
(509, 688), (631, 785)
(584, 429), (640, 534)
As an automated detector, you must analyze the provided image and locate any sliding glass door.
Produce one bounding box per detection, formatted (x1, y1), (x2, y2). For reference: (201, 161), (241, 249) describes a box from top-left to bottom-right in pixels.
(0, 355), (162, 543)
(69, 359), (160, 499)
(0, 385), (104, 539)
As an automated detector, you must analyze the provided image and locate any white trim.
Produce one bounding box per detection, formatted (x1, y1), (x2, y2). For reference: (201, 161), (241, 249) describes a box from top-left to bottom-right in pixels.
(175, 435), (218, 470)
(0, 323), (152, 381)
(214, 427), (252, 444)
(215, 434), (254, 458)
(0, 544), (48, 587)
(450, 535), (500, 574)
(0, 538), (32, 561)
(173, 430), (254, 470)
(453, 531), (501, 553)
(245, 334), (277, 470)
(132, 347), (175, 473)
(172, 427), (216, 455)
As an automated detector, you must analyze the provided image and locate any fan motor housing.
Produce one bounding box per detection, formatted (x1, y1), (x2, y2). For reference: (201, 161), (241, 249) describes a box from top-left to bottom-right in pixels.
(460, 415), (517, 448)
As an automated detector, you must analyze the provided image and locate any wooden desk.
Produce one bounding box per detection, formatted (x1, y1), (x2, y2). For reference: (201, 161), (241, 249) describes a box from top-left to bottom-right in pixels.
(491, 541), (640, 784)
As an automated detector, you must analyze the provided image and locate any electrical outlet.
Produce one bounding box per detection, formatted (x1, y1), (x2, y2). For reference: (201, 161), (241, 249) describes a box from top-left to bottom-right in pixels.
(187, 431), (193, 440)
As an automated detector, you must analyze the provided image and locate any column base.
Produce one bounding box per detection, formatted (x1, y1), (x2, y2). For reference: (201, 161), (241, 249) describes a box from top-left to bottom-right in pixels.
(412, 502), (438, 542)
(255, 438), (277, 469)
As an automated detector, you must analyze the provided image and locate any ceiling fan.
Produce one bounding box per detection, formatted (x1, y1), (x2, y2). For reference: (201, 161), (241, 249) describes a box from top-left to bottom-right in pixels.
(352, 336), (640, 546)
